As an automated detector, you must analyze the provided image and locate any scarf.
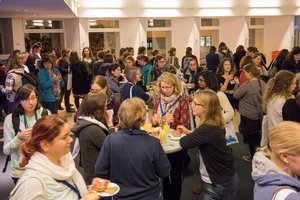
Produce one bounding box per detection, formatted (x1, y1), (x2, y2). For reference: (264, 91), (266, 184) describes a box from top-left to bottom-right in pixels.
(26, 152), (87, 196)
(158, 94), (180, 117)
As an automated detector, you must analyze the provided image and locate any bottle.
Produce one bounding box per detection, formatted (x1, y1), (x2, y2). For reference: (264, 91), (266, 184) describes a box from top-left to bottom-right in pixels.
(163, 120), (170, 133)
(143, 105), (152, 131)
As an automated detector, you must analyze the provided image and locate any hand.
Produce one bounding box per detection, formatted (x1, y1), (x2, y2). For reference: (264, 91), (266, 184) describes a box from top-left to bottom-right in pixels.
(176, 125), (190, 134)
(81, 192), (99, 200)
(234, 77), (240, 84)
(182, 78), (188, 83)
(163, 114), (174, 124)
(17, 128), (32, 140)
(104, 112), (113, 128)
(190, 83), (195, 89)
(224, 74), (234, 82)
(152, 114), (160, 126)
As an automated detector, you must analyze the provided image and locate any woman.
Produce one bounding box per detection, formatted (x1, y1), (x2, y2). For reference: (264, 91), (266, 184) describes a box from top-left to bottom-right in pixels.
(38, 56), (61, 114)
(217, 42), (233, 62)
(283, 91), (300, 123)
(182, 58), (202, 94)
(71, 92), (114, 185)
(95, 98), (170, 200)
(252, 52), (269, 82)
(106, 63), (124, 93)
(1, 56), (25, 113)
(3, 84), (50, 184)
(70, 51), (90, 109)
(205, 46), (219, 73)
(74, 75), (120, 125)
(82, 47), (95, 79)
(152, 72), (189, 200)
(252, 121), (300, 200)
(216, 58), (238, 109)
(167, 47), (180, 70)
(178, 89), (240, 200)
(263, 70), (296, 131)
(237, 55), (255, 84)
(281, 46), (300, 73)
(59, 48), (74, 113)
(121, 66), (151, 102)
(9, 115), (98, 200)
(192, 71), (235, 194)
(124, 56), (135, 72)
(233, 63), (266, 162)
(148, 55), (167, 83)
(97, 54), (114, 76)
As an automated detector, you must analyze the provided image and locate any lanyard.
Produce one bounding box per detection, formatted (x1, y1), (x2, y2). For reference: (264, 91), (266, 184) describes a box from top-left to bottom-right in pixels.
(159, 97), (179, 117)
(24, 111), (38, 129)
(60, 180), (82, 199)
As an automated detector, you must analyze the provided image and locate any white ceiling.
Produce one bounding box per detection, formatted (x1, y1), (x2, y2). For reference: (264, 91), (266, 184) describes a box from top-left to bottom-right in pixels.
(1, 0), (300, 18)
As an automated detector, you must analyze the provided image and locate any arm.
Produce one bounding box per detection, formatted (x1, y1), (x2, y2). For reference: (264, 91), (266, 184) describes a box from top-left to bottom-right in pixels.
(3, 115), (23, 155)
(153, 141), (170, 178)
(233, 82), (247, 100)
(86, 127), (107, 150)
(38, 70), (54, 90)
(179, 126), (209, 149)
(217, 92), (234, 123)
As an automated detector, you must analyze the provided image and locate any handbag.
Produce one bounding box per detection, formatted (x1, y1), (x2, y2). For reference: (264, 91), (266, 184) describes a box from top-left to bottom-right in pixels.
(225, 120), (239, 146)
(67, 66), (72, 91)
(260, 115), (269, 146)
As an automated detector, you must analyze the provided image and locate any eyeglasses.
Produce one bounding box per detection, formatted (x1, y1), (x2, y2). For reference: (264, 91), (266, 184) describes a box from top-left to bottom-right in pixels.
(191, 101), (205, 107)
(158, 60), (166, 63)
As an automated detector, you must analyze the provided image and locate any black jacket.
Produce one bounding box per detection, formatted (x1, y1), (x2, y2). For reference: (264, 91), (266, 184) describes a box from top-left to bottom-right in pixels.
(72, 117), (111, 185)
(180, 124), (235, 184)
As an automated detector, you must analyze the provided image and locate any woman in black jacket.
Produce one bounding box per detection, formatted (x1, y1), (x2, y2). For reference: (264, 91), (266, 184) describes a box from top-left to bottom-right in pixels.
(70, 51), (90, 109)
(177, 89), (240, 200)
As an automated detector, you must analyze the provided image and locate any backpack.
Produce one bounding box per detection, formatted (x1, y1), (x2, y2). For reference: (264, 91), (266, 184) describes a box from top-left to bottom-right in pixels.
(2, 108), (48, 173)
(11, 71), (39, 91)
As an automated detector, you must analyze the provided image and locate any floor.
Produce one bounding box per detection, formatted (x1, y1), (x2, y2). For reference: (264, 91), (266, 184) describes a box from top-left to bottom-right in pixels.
(0, 109), (254, 200)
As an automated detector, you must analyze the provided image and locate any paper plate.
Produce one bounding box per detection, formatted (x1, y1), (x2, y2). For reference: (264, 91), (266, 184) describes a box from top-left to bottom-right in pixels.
(98, 182), (120, 197)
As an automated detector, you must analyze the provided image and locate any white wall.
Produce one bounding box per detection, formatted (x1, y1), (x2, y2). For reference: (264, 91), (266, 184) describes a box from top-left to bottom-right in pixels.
(264, 16), (294, 63)
(0, 19), (14, 53)
(78, 18), (89, 52)
(119, 18), (140, 56)
(11, 19), (25, 52)
(64, 18), (80, 53)
(172, 17), (197, 63)
(219, 17), (247, 53)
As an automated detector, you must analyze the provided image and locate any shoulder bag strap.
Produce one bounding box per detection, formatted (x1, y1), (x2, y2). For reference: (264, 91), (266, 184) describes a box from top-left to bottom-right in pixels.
(272, 186), (296, 200)
(130, 85), (134, 99)
(59, 180), (81, 199)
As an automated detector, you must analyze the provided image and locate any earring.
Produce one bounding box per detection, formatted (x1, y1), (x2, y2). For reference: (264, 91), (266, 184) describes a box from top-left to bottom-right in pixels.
(284, 164), (289, 171)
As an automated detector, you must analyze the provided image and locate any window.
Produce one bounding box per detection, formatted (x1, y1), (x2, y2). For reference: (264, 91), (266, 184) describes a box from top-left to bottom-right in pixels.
(147, 31), (171, 58)
(250, 18), (264, 26)
(148, 19), (171, 28)
(294, 16), (300, 47)
(25, 20), (63, 29)
(201, 19), (219, 26)
(248, 17), (264, 52)
(24, 19), (64, 53)
(88, 19), (120, 57)
(200, 36), (212, 47)
(89, 20), (119, 29)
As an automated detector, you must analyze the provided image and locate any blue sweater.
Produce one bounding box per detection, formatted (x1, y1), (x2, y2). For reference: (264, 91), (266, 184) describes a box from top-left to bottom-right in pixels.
(38, 68), (60, 102)
(95, 129), (170, 200)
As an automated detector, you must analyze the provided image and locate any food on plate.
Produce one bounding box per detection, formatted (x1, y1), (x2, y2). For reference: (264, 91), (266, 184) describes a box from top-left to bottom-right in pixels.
(147, 127), (160, 137)
(172, 130), (182, 137)
(90, 177), (110, 192)
(82, 192), (99, 200)
(104, 186), (119, 194)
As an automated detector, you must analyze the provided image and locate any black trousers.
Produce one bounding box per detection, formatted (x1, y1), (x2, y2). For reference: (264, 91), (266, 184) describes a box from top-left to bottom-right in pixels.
(240, 115), (262, 157)
(163, 149), (187, 200)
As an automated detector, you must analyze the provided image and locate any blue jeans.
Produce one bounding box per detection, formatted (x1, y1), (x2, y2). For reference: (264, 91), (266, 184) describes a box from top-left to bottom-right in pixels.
(199, 172), (240, 200)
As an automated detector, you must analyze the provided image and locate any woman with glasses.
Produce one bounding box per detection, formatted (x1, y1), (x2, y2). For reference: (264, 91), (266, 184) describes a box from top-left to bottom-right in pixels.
(178, 89), (240, 200)
(3, 84), (50, 184)
(182, 58), (203, 94)
(152, 72), (189, 200)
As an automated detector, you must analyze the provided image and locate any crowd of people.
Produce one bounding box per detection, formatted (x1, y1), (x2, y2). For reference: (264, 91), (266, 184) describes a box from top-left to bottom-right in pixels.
(1, 41), (300, 200)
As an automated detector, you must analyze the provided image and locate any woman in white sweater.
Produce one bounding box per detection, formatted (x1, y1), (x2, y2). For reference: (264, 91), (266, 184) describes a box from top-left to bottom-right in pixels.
(9, 115), (98, 200)
(263, 70), (296, 130)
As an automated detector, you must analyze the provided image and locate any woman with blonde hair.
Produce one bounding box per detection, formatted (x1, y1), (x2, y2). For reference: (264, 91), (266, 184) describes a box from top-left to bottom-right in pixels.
(95, 98), (170, 200)
(151, 72), (190, 200)
(263, 70), (296, 130)
(252, 121), (300, 200)
(178, 89), (239, 200)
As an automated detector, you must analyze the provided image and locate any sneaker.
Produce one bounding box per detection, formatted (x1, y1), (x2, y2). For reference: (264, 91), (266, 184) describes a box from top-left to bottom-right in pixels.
(192, 184), (203, 194)
(242, 155), (253, 163)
